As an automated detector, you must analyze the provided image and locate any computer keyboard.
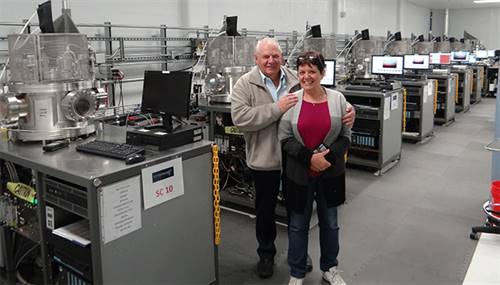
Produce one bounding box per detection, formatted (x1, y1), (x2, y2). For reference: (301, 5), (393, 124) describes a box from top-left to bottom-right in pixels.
(345, 83), (393, 91)
(76, 140), (145, 160)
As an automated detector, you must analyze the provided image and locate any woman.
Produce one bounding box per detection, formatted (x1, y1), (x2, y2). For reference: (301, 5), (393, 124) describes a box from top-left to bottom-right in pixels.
(278, 51), (351, 285)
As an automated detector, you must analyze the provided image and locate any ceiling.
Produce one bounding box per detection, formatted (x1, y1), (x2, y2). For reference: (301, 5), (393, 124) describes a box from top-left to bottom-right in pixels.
(408, 0), (500, 9)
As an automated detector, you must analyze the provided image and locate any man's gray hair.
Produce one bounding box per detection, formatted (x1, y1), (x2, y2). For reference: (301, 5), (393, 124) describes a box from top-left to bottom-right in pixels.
(254, 37), (282, 55)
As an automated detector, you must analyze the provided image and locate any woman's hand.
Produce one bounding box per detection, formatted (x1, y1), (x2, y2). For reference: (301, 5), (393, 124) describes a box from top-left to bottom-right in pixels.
(342, 104), (356, 128)
(310, 149), (331, 172)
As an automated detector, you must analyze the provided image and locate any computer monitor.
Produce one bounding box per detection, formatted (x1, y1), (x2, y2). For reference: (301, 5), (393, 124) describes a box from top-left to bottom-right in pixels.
(451, 51), (470, 62)
(37, 1), (54, 33)
(404, 54), (430, 70)
(468, 54), (477, 64)
(226, 16), (239, 36)
(320, 59), (335, 87)
(475, 50), (488, 59)
(371, 55), (404, 75)
(310, 25), (322, 38)
(141, 70), (193, 133)
(430, 53), (451, 65)
(488, 50), (496, 58)
(361, 29), (370, 40)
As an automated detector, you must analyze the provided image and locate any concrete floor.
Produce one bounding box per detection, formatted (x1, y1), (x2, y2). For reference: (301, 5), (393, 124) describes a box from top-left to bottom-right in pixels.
(217, 98), (496, 285)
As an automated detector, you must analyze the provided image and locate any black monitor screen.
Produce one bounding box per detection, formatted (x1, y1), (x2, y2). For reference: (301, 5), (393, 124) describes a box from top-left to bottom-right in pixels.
(226, 16), (238, 36)
(141, 70), (192, 118)
(310, 25), (322, 38)
(320, 59), (335, 87)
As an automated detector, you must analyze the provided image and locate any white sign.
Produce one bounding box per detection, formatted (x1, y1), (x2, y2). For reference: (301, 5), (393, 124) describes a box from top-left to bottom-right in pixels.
(423, 86), (428, 104)
(142, 157), (184, 210)
(384, 97), (391, 120)
(391, 93), (399, 111)
(99, 176), (142, 244)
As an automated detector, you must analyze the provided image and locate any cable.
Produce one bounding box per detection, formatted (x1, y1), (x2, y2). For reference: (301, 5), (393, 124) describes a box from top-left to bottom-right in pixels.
(16, 270), (34, 285)
(15, 244), (38, 269)
(285, 29), (311, 67)
(383, 35), (396, 53)
(336, 34), (361, 59)
(0, 10), (38, 82)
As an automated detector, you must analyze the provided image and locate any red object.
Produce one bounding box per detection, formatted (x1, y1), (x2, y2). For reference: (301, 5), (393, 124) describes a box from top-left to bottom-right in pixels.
(298, 101), (330, 176)
(491, 181), (500, 212)
(440, 54), (451, 64)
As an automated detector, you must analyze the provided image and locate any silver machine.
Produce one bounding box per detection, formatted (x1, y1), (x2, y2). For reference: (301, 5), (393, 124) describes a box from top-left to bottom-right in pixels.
(350, 39), (384, 78)
(0, 33), (106, 141)
(303, 38), (337, 58)
(337, 33), (403, 174)
(385, 40), (411, 55)
(385, 38), (435, 143)
(450, 41), (464, 52)
(435, 41), (451, 53)
(204, 36), (256, 103)
(412, 41), (436, 55)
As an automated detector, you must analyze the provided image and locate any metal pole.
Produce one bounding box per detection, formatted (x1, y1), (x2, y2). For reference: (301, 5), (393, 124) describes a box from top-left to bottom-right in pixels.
(444, 9), (449, 37)
(160, 25), (167, 70)
(104, 22), (116, 108)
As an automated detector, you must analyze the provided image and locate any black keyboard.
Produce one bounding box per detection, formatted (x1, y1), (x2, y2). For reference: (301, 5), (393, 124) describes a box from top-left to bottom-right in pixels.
(76, 140), (145, 160)
(345, 85), (380, 91)
(345, 84), (393, 91)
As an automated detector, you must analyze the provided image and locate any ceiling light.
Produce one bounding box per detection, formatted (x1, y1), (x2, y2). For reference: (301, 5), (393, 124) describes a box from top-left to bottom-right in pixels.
(474, 0), (500, 3)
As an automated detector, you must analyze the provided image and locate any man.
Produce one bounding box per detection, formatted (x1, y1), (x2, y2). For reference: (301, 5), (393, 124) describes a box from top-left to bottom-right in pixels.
(231, 37), (355, 279)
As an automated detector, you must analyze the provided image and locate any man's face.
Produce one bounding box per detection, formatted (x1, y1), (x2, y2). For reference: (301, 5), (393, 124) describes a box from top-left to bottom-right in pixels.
(254, 43), (283, 79)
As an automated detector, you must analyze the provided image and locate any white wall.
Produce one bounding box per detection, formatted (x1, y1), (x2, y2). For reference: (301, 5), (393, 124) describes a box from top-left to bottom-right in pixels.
(401, 1), (430, 38)
(431, 9), (445, 38)
(0, 0), (432, 37)
(334, 0), (430, 38)
(449, 8), (500, 49)
(336, 0), (399, 36)
(0, 0), (432, 104)
(185, 0), (334, 34)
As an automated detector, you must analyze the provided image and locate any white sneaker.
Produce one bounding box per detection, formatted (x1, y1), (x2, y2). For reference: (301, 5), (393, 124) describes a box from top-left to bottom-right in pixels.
(322, 266), (346, 285)
(288, 276), (304, 285)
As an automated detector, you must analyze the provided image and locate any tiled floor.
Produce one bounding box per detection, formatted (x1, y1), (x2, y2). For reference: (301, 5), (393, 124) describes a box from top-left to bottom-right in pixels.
(217, 98), (496, 285)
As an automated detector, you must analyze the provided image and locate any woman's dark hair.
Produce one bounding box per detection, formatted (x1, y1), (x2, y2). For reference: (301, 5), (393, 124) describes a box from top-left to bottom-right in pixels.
(296, 51), (326, 73)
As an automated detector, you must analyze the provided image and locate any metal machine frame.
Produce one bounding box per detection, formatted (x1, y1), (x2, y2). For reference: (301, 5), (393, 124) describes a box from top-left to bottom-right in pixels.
(399, 79), (435, 143)
(427, 73), (457, 126)
(0, 139), (217, 284)
(451, 67), (472, 113)
(470, 65), (484, 104)
(339, 87), (403, 175)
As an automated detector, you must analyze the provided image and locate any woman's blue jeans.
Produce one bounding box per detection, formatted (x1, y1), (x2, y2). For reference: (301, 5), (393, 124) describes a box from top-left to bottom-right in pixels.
(287, 180), (339, 278)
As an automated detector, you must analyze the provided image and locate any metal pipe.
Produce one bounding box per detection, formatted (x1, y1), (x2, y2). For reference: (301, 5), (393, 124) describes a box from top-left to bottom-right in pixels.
(444, 8), (449, 37)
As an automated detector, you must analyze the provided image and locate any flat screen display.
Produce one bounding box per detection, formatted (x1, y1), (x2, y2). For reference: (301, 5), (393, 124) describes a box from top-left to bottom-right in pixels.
(430, 53), (451, 65)
(141, 70), (193, 118)
(488, 50), (496, 57)
(468, 54), (477, 64)
(320, 59), (336, 87)
(371, 55), (404, 75)
(451, 51), (470, 62)
(475, 50), (488, 59)
(404, 55), (430, 70)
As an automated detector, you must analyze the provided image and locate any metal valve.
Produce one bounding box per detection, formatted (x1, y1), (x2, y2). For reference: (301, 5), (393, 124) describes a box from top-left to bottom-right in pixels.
(0, 94), (28, 123)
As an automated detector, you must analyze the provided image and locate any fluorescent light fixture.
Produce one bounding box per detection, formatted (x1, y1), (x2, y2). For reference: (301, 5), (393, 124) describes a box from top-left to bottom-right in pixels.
(474, 0), (500, 3)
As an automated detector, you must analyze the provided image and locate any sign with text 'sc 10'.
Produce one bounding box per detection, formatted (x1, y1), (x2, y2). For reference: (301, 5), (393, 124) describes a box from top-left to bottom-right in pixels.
(142, 157), (184, 210)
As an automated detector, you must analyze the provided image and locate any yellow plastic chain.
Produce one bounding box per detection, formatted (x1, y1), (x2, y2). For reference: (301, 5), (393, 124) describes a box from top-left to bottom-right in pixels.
(434, 80), (438, 114)
(212, 144), (221, 245)
(403, 88), (407, 132)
